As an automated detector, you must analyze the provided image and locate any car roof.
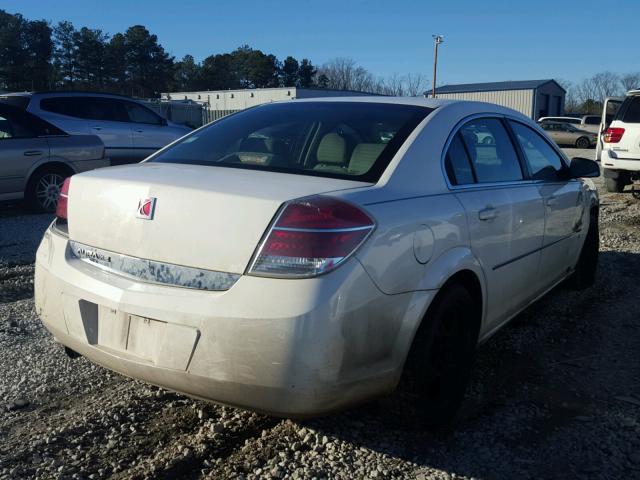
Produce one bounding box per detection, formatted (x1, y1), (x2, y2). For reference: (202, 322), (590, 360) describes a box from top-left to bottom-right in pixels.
(538, 116), (579, 121)
(1, 91), (138, 100)
(277, 96), (532, 119)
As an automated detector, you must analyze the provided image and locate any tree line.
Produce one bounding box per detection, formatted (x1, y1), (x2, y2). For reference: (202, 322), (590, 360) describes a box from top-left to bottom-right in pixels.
(561, 72), (640, 114)
(0, 10), (427, 98)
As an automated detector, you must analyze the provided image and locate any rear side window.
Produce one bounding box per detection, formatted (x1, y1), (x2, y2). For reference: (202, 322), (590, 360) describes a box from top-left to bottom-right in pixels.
(41, 97), (80, 117)
(584, 116), (600, 125)
(510, 122), (565, 181)
(151, 102), (432, 182)
(458, 118), (523, 183)
(444, 134), (475, 185)
(41, 97), (128, 122)
(617, 96), (640, 123)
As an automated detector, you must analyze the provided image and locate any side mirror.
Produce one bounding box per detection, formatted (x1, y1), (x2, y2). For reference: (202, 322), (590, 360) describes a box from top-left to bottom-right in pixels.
(570, 157), (600, 178)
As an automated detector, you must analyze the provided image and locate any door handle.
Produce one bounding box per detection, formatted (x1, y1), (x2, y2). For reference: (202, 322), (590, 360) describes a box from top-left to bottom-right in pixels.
(478, 207), (498, 221)
(134, 129), (144, 133)
(23, 150), (43, 156)
(91, 126), (102, 131)
(546, 196), (558, 207)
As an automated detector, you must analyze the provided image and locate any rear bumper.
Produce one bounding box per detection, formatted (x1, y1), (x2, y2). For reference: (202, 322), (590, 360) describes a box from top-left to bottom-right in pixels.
(35, 226), (433, 417)
(601, 149), (640, 172)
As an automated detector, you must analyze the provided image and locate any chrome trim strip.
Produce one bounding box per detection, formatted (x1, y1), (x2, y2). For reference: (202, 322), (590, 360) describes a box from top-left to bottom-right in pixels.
(273, 225), (373, 233)
(69, 240), (239, 291)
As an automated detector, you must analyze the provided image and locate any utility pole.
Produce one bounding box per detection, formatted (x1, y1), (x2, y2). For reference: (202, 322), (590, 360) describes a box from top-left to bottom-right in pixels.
(432, 35), (444, 98)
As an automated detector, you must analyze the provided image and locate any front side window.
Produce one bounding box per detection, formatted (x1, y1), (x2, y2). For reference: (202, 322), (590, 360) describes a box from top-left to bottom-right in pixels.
(510, 121), (566, 181)
(458, 118), (523, 183)
(151, 102), (432, 182)
(124, 102), (163, 125)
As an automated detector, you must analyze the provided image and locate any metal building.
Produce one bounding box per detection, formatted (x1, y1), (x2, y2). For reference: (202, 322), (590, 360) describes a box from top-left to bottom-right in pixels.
(161, 87), (376, 123)
(428, 79), (566, 120)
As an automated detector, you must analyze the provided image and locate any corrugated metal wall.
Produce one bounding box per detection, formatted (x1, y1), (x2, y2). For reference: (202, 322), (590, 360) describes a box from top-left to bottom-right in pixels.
(434, 89), (534, 118)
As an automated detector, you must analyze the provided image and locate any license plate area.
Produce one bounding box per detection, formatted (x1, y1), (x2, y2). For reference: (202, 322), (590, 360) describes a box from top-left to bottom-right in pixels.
(71, 299), (199, 371)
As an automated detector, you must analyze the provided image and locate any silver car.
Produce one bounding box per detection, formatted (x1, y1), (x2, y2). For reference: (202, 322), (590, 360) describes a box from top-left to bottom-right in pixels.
(1, 92), (191, 166)
(0, 103), (107, 212)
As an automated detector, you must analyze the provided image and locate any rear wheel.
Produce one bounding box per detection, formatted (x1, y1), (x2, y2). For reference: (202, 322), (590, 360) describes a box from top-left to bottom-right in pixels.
(575, 137), (590, 149)
(605, 176), (626, 193)
(26, 168), (68, 213)
(388, 283), (479, 429)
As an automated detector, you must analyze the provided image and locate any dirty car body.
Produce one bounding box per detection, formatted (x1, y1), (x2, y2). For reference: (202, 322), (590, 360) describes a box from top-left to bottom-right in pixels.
(35, 98), (600, 418)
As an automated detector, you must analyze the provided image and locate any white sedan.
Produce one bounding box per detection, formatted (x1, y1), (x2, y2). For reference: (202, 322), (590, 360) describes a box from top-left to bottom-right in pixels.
(35, 98), (600, 428)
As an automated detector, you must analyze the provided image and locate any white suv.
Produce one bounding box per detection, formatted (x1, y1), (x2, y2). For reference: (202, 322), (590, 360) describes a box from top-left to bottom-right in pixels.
(600, 90), (640, 192)
(1, 92), (191, 165)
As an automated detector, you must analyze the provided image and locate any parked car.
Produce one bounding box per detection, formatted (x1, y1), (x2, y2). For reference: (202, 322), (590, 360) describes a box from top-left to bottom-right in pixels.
(538, 115), (601, 133)
(0, 92), (191, 165)
(539, 121), (597, 148)
(0, 103), (107, 212)
(598, 90), (640, 192)
(35, 98), (600, 428)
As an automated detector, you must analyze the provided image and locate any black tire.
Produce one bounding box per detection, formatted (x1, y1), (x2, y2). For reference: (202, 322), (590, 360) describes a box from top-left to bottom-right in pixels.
(575, 137), (590, 149)
(388, 283), (479, 429)
(25, 168), (68, 213)
(569, 211), (599, 290)
(605, 176), (625, 193)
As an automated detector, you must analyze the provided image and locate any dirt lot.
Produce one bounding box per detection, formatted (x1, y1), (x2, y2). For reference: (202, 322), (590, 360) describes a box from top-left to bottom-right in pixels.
(1, 148), (639, 480)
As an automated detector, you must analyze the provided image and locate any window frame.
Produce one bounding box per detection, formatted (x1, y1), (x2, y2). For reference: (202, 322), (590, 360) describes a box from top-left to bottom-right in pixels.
(442, 114), (530, 188)
(442, 113), (574, 190)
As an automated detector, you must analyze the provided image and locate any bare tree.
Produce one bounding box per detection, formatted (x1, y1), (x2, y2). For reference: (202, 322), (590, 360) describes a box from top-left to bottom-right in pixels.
(592, 71), (622, 100)
(404, 73), (427, 96)
(620, 72), (640, 92)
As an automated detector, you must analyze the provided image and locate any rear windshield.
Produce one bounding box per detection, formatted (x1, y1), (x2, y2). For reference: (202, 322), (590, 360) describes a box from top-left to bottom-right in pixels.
(150, 102), (432, 182)
(0, 95), (30, 109)
(616, 96), (640, 123)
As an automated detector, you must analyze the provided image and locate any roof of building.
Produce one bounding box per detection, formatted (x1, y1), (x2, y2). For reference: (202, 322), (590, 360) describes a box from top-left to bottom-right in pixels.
(432, 79), (565, 94)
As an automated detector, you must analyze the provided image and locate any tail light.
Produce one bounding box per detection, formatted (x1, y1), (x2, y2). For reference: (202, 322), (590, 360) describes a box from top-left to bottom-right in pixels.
(249, 196), (375, 278)
(55, 177), (71, 221)
(604, 127), (625, 143)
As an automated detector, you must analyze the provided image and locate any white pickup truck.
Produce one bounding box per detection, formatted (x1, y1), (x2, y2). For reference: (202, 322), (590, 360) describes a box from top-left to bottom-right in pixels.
(597, 91), (640, 193)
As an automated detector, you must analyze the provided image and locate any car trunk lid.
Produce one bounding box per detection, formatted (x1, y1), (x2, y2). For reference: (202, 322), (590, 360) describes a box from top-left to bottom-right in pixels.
(67, 163), (369, 274)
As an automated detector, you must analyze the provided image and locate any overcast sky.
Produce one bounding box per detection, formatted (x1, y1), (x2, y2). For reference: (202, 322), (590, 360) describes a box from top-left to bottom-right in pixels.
(3, 0), (637, 86)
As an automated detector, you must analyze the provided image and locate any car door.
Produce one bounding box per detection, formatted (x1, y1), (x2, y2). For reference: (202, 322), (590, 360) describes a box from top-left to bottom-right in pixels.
(540, 123), (560, 144)
(80, 97), (134, 165)
(445, 117), (545, 330)
(0, 108), (49, 197)
(595, 97), (624, 161)
(509, 121), (583, 289)
(122, 100), (171, 160)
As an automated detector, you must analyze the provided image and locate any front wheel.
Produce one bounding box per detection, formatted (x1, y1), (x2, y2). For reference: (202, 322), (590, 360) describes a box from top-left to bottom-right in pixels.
(568, 211), (599, 290)
(575, 137), (590, 149)
(387, 283), (479, 429)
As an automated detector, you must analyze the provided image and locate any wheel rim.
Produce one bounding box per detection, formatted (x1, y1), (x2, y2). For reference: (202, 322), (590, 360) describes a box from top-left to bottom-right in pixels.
(35, 173), (65, 212)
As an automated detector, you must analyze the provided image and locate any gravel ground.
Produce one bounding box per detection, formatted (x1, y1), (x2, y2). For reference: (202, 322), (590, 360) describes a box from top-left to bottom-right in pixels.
(1, 148), (639, 480)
